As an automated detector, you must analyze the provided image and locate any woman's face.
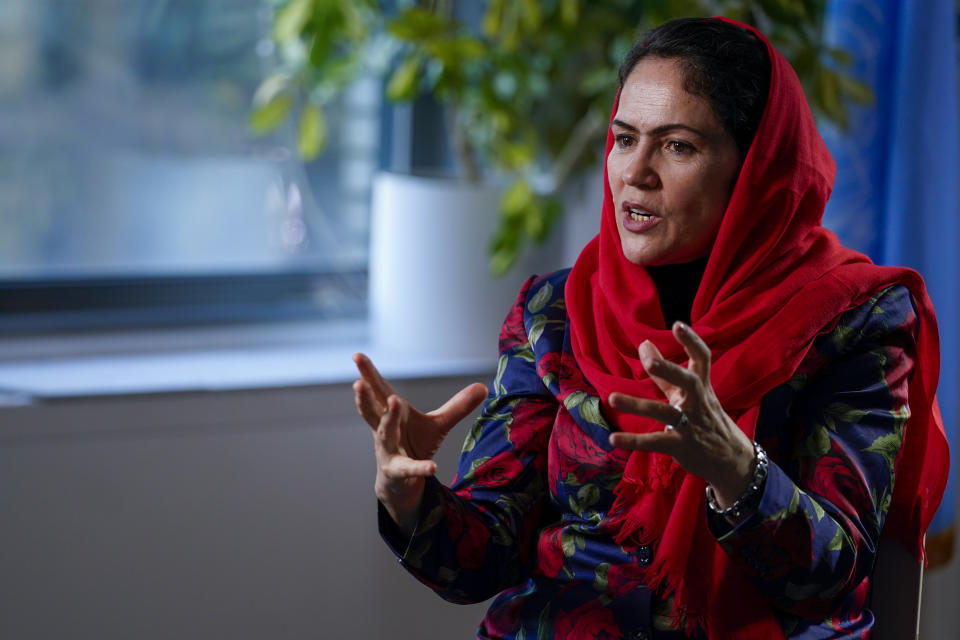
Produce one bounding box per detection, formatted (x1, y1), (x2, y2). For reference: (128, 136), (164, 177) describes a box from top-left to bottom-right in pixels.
(607, 57), (742, 266)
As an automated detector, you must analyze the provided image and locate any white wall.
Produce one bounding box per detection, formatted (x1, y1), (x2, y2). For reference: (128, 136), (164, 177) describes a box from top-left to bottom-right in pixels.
(2, 377), (957, 639)
(0, 378), (490, 639)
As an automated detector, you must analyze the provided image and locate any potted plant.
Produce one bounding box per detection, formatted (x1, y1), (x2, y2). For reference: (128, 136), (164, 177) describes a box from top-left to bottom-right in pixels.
(251, 0), (867, 357)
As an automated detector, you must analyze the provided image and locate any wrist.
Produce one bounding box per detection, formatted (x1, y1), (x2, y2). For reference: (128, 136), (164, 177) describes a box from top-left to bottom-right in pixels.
(706, 441), (768, 521)
(376, 476), (426, 538)
(709, 436), (757, 507)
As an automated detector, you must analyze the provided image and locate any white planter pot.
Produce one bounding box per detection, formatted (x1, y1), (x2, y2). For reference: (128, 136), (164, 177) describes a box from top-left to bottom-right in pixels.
(369, 172), (563, 361)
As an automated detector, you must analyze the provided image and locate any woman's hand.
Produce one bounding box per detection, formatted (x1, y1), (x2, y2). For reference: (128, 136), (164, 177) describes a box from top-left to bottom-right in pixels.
(353, 353), (488, 537)
(607, 322), (756, 509)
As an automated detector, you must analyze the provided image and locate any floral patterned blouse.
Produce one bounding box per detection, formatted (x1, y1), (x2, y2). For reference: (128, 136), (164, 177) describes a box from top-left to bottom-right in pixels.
(379, 269), (917, 640)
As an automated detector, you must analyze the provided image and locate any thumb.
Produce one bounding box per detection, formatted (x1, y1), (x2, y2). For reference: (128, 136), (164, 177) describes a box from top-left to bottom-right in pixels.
(431, 382), (488, 432)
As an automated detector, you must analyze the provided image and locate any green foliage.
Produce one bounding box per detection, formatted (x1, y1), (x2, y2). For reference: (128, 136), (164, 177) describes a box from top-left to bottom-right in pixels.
(253, 0), (869, 273)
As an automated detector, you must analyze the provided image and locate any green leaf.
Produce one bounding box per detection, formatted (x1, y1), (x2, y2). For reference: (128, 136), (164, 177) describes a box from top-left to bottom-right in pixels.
(524, 201), (546, 240)
(830, 324), (857, 352)
(836, 73), (874, 105)
(502, 180), (535, 219)
(825, 402), (869, 425)
(274, 0), (313, 42)
(576, 483), (600, 509)
(252, 72), (291, 109)
(580, 67), (618, 96)
(493, 353), (509, 395)
(580, 396), (605, 428)
(464, 456), (492, 480)
(387, 7), (450, 40)
(563, 390), (588, 412)
(787, 372), (808, 392)
(519, 0), (543, 31)
(827, 46), (853, 66)
(514, 341), (535, 362)
(490, 245), (518, 277)
(386, 55), (422, 102)
(297, 104), (327, 160)
(827, 526), (846, 551)
(817, 68), (847, 129)
(798, 422), (831, 457)
(560, 0), (579, 26)
(810, 497), (826, 522)
(462, 419), (484, 453)
(876, 487), (892, 515)
(542, 372), (557, 389)
(537, 603), (552, 640)
(454, 36), (486, 60)
(560, 529), (584, 557)
(593, 562), (610, 593)
(482, 0), (504, 38)
(249, 93), (292, 133)
(527, 282), (553, 313)
(436, 565), (458, 583)
(864, 432), (902, 473)
(756, 0), (809, 22)
(527, 313), (548, 346)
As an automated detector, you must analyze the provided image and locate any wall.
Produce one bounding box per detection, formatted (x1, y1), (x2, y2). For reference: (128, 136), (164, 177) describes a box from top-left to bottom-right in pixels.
(0, 378), (489, 639)
(2, 376), (957, 639)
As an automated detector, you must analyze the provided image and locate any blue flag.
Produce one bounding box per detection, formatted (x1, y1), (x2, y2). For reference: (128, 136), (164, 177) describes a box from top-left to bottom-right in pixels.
(821, 0), (958, 564)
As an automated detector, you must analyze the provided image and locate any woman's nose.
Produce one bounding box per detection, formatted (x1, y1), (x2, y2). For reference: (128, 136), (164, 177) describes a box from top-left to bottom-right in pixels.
(622, 152), (659, 189)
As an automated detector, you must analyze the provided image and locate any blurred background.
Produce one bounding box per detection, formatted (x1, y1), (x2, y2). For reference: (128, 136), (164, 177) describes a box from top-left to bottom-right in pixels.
(0, 1), (956, 638)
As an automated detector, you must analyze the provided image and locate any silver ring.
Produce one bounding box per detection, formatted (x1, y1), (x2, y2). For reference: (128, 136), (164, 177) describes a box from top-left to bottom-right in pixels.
(666, 404), (688, 431)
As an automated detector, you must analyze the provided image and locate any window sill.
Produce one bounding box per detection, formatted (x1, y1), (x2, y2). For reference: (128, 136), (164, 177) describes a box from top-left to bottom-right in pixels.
(0, 320), (496, 405)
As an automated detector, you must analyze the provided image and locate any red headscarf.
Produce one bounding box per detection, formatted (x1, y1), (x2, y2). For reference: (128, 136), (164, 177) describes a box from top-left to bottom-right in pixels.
(566, 17), (948, 638)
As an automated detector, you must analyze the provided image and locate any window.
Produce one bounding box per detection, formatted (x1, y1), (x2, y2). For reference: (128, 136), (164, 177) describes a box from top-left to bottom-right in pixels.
(0, 0), (378, 331)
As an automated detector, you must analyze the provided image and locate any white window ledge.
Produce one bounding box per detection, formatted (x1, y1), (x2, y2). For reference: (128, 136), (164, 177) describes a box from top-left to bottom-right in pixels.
(0, 320), (496, 404)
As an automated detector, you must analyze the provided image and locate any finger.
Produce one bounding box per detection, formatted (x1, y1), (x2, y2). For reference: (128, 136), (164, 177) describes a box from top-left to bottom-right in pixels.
(673, 322), (711, 383)
(639, 340), (699, 399)
(430, 383), (489, 427)
(638, 340), (678, 397)
(608, 392), (678, 425)
(377, 395), (403, 454)
(353, 379), (385, 429)
(609, 430), (678, 453)
(352, 353), (396, 404)
(382, 454), (437, 479)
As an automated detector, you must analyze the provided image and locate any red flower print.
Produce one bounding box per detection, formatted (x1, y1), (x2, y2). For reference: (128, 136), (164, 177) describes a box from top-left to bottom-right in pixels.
(446, 503), (464, 540)
(553, 600), (620, 640)
(553, 417), (613, 482)
(606, 563), (645, 599)
(537, 351), (563, 380)
(536, 526), (566, 579)
(455, 510), (491, 569)
(499, 284), (533, 352)
(472, 451), (524, 488)
(557, 349), (591, 394)
(747, 514), (814, 578)
(808, 444), (874, 517)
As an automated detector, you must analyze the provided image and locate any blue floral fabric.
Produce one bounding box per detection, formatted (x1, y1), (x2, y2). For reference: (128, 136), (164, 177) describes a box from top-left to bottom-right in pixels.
(379, 269), (918, 639)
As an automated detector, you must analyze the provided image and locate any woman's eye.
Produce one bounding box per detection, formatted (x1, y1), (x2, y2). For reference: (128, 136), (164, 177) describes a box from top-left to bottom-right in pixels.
(667, 140), (694, 154)
(615, 134), (635, 148)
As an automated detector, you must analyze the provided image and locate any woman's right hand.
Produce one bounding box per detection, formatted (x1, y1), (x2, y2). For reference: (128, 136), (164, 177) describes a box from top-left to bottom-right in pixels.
(352, 353), (488, 537)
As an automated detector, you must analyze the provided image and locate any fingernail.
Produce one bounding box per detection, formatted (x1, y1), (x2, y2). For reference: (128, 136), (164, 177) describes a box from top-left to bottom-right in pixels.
(638, 342), (653, 367)
(674, 321), (687, 334)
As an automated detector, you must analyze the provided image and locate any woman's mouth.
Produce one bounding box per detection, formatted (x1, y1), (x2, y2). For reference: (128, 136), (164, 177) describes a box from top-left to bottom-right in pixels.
(621, 203), (661, 233)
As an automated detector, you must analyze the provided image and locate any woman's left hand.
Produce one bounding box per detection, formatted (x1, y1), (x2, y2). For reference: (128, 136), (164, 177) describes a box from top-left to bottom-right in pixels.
(607, 321), (756, 508)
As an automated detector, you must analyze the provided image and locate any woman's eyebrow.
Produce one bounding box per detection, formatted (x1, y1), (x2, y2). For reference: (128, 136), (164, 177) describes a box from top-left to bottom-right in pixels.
(611, 118), (707, 138)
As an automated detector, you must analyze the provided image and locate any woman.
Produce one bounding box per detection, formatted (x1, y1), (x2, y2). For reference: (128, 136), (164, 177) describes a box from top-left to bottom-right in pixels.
(353, 17), (948, 639)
